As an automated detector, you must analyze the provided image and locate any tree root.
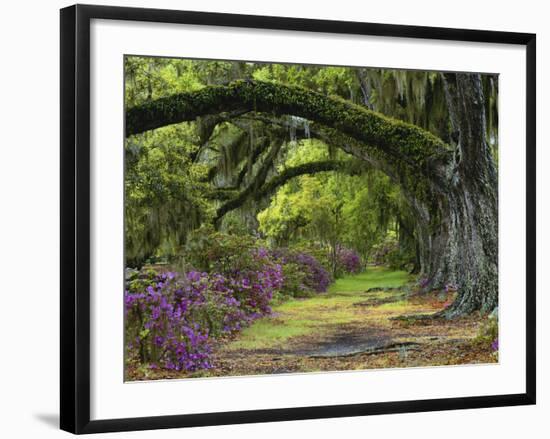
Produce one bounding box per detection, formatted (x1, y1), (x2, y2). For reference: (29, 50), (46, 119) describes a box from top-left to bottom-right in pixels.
(307, 342), (421, 359)
(390, 310), (450, 323)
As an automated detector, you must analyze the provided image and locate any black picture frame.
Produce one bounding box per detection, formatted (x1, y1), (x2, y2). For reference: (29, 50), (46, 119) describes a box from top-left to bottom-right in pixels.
(60, 4), (536, 434)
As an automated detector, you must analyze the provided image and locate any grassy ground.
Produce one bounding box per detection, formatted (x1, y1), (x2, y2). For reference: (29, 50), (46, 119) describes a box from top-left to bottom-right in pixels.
(224, 268), (410, 351)
(128, 267), (497, 380)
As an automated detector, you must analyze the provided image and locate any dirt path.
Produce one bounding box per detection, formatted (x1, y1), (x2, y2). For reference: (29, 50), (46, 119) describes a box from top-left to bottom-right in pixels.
(204, 267), (496, 377)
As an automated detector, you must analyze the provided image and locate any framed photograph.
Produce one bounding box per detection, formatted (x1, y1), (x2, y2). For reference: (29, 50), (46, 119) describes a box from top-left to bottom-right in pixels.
(60, 4), (536, 434)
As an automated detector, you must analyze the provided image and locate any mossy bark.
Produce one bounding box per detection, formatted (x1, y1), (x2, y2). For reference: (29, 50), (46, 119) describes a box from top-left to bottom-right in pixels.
(406, 74), (498, 316)
(432, 73), (498, 316)
(126, 80), (452, 177)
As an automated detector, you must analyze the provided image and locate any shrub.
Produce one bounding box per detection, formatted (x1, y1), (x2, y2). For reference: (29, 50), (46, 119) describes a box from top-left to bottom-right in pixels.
(125, 271), (214, 372)
(225, 247), (284, 317)
(370, 236), (413, 270)
(294, 251), (332, 292)
(276, 261), (311, 300)
(474, 311), (499, 352)
(270, 248), (332, 295)
(370, 237), (399, 265)
(125, 229), (331, 373)
(291, 241), (332, 273)
(125, 257), (283, 372)
(336, 246), (362, 274)
(184, 226), (260, 274)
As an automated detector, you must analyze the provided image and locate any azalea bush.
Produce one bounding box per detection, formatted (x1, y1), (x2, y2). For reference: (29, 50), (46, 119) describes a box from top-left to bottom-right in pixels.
(336, 246), (362, 274)
(185, 230), (286, 315)
(187, 229), (330, 295)
(125, 230), (334, 373)
(125, 254), (283, 372)
(184, 226), (259, 274)
(225, 247), (284, 317)
(294, 251), (332, 292)
(125, 270), (214, 372)
(291, 242), (332, 273)
(270, 248), (332, 296)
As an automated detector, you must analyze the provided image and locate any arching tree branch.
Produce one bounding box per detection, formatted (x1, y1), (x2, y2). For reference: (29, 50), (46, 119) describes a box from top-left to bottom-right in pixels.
(256, 159), (364, 201)
(205, 112), (407, 192)
(212, 159), (365, 223)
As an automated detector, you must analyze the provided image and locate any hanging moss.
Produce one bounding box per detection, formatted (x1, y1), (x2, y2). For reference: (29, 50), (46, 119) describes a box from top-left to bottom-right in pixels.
(213, 138), (283, 224)
(212, 159), (363, 221)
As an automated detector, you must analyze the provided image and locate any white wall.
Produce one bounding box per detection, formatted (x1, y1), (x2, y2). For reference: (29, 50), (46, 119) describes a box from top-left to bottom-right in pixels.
(0, 0), (546, 437)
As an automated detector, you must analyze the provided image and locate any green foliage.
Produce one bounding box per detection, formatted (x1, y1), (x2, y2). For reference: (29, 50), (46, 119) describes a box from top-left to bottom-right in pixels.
(258, 170), (347, 277)
(369, 235), (413, 270)
(124, 267), (158, 293)
(274, 262), (313, 302)
(125, 56), (204, 107)
(125, 125), (210, 267)
(291, 241), (332, 273)
(184, 226), (260, 274)
(386, 243), (415, 270)
(475, 312), (499, 352)
(341, 171), (401, 258)
(257, 140), (408, 273)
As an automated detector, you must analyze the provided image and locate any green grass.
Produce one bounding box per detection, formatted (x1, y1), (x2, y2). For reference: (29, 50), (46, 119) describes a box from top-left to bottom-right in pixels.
(222, 267), (409, 351)
(329, 268), (409, 294)
(227, 318), (313, 349)
(377, 300), (410, 310)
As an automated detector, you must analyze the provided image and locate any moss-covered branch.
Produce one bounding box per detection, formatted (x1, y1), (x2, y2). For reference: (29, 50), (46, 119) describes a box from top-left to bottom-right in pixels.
(256, 160), (363, 200)
(213, 159), (364, 223)
(126, 80), (452, 174)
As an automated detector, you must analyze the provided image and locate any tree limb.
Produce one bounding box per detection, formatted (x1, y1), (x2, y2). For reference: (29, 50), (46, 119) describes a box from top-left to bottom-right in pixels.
(126, 80), (452, 176)
(212, 159), (365, 223)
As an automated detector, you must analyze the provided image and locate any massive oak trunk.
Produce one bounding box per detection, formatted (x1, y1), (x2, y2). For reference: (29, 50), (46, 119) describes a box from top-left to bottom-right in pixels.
(126, 78), (498, 316)
(432, 73), (498, 316)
